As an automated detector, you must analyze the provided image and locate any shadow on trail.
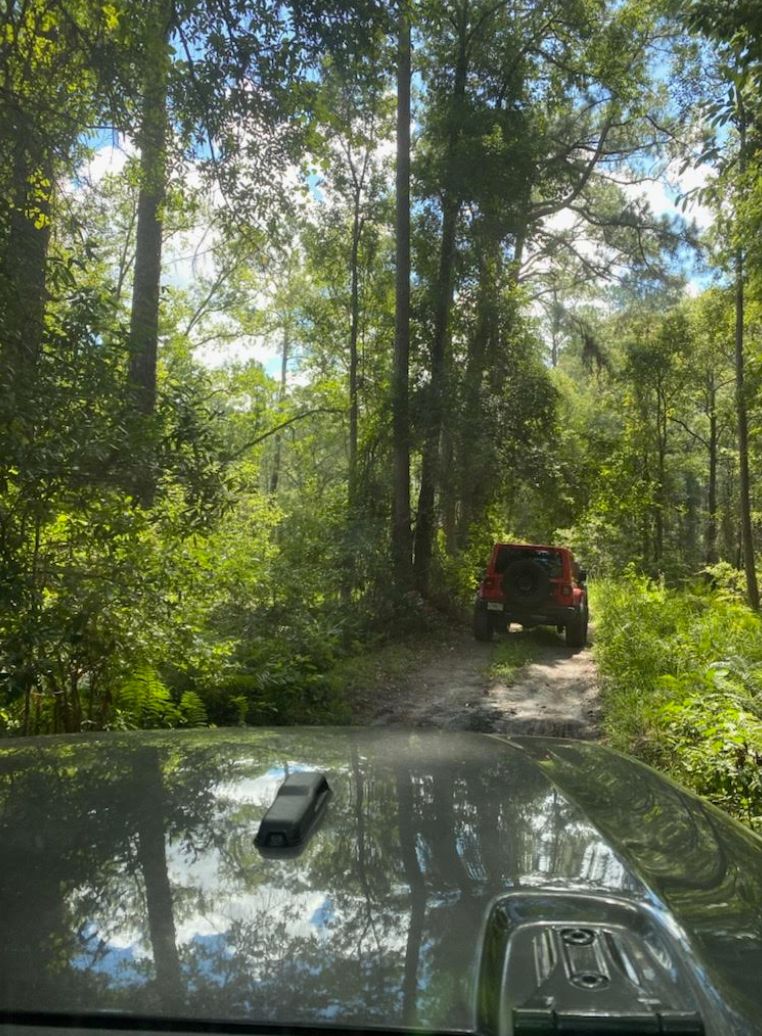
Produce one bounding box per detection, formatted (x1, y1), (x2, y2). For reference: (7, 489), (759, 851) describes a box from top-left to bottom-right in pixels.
(471, 624), (600, 739)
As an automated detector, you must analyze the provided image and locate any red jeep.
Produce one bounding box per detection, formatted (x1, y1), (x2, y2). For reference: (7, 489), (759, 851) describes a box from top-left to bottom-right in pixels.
(473, 542), (588, 647)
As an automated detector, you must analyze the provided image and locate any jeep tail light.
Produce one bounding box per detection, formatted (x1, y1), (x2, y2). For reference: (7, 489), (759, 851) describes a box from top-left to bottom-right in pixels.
(561, 584), (572, 596)
(483, 576), (495, 591)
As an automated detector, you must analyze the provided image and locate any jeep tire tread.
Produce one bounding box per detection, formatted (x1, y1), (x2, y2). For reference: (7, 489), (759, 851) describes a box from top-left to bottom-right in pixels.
(565, 607), (588, 648)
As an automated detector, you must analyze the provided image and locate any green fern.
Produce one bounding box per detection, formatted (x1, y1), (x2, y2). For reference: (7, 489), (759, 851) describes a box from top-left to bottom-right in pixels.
(113, 668), (179, 729)
(178, 690), (208, 727)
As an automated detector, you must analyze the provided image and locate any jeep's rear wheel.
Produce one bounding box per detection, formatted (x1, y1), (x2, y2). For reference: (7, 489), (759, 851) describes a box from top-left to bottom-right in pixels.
(565, 607), (588, 648)
(473, 607), (493, 642)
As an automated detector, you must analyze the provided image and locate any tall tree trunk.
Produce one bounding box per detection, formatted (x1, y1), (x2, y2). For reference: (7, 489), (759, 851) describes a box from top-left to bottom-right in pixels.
(0, 115), (51, 387)
(341, 194), (363, 607)
(735, 248), (758, 608)
(441, 426), (457, 554)
(128, 0), (172, 417)
(684, 471), (700, 568)
(706, 376), (718, 565)
(456, 244), (497, 549)
(650, 373), (669, 569)
(734, 104), (759, 610)
(550, 284), (560, 368)
(348, 192), (362, 513)
(511, 224), (527, 285)
(392, 6), (413, 591)
(721, 458), (736, 563)
(413, 31), (468, 593)
(269, 325), (290, 495)
(655, 431), (666, 567)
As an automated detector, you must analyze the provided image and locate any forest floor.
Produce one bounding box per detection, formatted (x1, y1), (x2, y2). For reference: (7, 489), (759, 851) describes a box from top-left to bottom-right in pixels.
(347, 624), (601, 738)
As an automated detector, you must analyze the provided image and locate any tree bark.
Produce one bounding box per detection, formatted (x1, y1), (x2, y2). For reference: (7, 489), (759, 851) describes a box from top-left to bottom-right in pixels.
(269, 325), (290, 495)
(734, 104), (759, 610)
(413, 28), (468, 593)
(392, 6), (413, 591)
(128, 0), (172, 417)
(735, 248), (759, 608)
(0, 114), (51, 385)
(348, 191), (362, 514)
(441, 426), (457, 553)
(706, 376), (718, 566)
(413, 188), (460, 592)
(654, 385), (667, 568)
(455, 242), (498, 549)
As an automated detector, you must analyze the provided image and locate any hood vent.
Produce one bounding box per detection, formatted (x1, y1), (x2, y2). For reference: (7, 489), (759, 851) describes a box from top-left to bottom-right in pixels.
(478, 894), (707, 1036)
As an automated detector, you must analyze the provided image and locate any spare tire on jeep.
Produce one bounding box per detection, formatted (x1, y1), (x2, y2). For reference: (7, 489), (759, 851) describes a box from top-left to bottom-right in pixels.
(502, 558), (550, 609)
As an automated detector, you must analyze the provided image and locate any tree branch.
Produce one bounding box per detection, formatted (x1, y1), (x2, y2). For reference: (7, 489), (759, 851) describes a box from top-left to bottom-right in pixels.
(529, 114), (616, 221)
(226, 408), (344, 461)
(667, 414), (710, 450)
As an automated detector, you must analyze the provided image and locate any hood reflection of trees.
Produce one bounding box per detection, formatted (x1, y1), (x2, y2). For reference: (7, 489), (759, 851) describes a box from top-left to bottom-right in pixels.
(0, 731), (633, 1027)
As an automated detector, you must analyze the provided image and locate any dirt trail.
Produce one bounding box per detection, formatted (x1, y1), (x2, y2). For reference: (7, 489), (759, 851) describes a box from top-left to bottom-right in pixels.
(353, 627), (601, 738)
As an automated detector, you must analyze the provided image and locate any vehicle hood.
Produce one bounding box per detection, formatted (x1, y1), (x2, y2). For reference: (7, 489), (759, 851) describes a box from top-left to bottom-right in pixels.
(1, 728), (761, 1033)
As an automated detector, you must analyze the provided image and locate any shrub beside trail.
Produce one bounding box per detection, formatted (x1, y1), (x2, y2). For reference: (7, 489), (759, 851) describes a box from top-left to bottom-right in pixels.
(593, 575), (762, 829)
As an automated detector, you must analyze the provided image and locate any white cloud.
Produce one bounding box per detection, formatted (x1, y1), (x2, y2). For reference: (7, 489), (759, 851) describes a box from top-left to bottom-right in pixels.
(665, 158), (714, 230)
(620, 160), (714, 231)
(83, 136), (134, 184)
(195, 332), (281, 373)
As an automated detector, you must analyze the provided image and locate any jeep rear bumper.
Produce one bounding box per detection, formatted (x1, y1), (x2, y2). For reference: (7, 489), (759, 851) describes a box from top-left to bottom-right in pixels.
(475, 598), (579, 625)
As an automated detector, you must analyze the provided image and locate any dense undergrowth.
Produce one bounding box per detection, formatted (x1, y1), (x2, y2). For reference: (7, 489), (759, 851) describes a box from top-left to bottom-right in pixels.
(593, 574), (762, 828)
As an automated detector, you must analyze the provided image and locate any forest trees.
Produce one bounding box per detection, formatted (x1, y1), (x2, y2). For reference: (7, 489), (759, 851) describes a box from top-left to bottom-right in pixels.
(679, 0), (762, 608)
(2, 0), (762, 734)
(0, 0), (394, 733)
(407, 0), (685, 591)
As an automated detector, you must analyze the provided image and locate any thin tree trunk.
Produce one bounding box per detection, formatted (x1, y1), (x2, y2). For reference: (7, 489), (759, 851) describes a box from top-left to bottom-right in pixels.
(392, 6), (413, 591)
(706, 377), (718, 566)
(655, 446), (665, 566)
(653, 380), (667, 568)
(550, 284), (560, 368)
(348, 193), (362, 513)
(721, 458), (736, 562)
(340, 194), (364, 608)
(684, 471), (700, 568)
(734, 103), (759, 609)
(735, 248), (758, 608)
(441, 426), (457, 554)
(510, 224), (526, 285)
(128, 0), (172, 417)
(269, 326), (290, 495)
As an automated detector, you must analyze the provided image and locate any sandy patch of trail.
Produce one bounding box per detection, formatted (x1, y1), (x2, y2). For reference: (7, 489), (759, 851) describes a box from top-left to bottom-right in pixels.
(352, 626), (601, 739)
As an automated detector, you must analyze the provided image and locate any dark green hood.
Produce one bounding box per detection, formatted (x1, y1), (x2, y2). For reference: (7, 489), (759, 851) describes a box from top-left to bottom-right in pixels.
(0, 729), (760, 1034)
